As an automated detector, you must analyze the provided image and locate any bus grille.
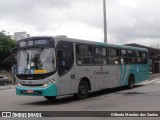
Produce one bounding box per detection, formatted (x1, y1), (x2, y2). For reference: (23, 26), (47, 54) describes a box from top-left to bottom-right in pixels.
(17, 76), (45, 80)
(20, 90), (42, 95)
(21, 84), (43, 87)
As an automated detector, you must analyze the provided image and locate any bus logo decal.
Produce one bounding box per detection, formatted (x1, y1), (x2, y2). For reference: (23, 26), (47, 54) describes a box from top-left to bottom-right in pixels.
(94, 66), (109, 75)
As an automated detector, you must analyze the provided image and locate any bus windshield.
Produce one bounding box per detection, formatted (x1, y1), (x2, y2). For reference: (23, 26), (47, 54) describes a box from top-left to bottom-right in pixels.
(17, 47), (56, 74)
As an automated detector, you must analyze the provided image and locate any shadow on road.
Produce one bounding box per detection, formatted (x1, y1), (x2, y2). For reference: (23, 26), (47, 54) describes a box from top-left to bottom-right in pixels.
(23, 85), (144, 106)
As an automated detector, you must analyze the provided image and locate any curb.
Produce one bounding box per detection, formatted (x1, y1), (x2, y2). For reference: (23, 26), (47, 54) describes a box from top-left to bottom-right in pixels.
(0, 85), (15, 90)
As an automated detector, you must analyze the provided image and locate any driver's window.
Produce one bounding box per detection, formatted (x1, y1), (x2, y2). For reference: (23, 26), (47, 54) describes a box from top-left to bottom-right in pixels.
(57, 41), (73, 76)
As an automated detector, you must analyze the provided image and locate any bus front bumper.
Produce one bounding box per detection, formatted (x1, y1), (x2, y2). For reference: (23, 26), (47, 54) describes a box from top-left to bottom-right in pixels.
(16, 83), (58, 96)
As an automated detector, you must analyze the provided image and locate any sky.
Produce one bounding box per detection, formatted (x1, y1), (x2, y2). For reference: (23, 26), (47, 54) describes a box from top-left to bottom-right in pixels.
(0, 0), (160, 47)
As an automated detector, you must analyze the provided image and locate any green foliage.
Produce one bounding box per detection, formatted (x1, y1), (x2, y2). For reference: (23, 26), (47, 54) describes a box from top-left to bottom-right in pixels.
(0, 31), (16, 65)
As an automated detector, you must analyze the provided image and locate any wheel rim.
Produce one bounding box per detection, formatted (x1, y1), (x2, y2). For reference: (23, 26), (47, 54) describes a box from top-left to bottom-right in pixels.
(79, 85), (87, 95)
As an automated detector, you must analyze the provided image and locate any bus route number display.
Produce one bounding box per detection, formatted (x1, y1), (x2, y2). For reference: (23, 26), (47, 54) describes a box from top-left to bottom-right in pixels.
(34, 39), (49, 45)
(19, 39), (51, 47)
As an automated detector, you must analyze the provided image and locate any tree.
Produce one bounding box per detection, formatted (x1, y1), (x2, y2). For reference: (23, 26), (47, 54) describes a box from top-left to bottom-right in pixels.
(0, 31), (16, 66)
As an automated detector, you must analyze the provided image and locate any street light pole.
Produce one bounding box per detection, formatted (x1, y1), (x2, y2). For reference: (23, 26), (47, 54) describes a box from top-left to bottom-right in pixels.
(103, 0), (107, 43)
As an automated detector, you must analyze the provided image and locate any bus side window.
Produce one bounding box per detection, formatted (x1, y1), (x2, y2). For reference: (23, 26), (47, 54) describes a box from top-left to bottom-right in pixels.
(108, 48), (119, 65)
(127, 50), (134, 64)
(135, 51), (141, 64)
(120, 49), (127, 64)
(76, 44), (93, 65)
(94, 46), (107, 65)
(141, 52), (147, 64)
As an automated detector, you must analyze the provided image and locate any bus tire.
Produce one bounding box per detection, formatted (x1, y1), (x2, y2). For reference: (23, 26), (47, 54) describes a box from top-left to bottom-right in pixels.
(74, 81), (89, 100)
(44, 96), (56, 101)
(128, 75), (135, 89)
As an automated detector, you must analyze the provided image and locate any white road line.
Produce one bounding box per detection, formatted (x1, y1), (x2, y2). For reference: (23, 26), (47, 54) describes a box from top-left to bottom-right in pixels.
(154, 81), (160, 84)
(138, 80), (149, 84)
(140, 79), (160, 85)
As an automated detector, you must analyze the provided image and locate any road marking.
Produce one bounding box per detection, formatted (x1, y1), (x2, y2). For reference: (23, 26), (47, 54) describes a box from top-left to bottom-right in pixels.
(140, 79), (160, 85)
(154, 81), (160, 84)
(138, 80), (149, 84)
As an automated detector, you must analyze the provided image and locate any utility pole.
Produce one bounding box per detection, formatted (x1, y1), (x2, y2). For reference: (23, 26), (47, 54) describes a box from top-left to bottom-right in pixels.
(103, 0), (107, 43)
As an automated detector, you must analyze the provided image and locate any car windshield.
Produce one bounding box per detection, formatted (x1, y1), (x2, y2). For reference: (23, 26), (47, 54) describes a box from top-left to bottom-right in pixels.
(17, 47), (56, 74)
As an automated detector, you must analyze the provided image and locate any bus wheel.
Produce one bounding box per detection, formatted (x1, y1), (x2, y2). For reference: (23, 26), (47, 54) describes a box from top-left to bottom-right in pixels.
(44, 96), (56, 101)
(75, 81), (89, 100)
(128, 75), (134, 89)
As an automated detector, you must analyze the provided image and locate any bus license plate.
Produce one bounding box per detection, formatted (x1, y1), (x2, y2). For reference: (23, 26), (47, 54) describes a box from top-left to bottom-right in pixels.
(27, 90), (34, 93)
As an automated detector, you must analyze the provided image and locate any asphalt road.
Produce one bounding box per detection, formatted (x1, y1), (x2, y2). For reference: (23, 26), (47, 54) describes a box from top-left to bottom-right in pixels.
(0, 74), (160, 120)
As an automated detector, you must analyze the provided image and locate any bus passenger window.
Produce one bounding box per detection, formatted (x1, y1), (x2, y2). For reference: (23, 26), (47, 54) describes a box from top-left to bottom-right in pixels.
(108, 48), (119, 65)
(94, 47), (107, 65)
(76, 44), (93, 65)
(135, 51), (140, 64)
(127, 50), (134, 64)
(141, 52), (147, 64)
(120, 49), (127, 64)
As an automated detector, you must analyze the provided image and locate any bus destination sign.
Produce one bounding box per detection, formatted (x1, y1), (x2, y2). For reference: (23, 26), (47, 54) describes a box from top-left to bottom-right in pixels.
(18, 38), (54, 47)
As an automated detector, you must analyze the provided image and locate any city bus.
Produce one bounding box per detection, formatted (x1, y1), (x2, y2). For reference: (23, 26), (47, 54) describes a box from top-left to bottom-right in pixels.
(16, 36), (150, 100)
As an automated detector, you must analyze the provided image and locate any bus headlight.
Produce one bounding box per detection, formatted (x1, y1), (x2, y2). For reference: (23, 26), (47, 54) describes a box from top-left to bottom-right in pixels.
(49, 79), (56, 83)
(42, 79), (56, 87)
(17, 83), (21, 87)
(42, 81), (51, 87)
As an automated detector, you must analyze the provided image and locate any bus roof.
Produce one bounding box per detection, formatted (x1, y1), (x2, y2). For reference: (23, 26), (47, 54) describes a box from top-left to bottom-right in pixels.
(53, 36), (148, 52)
(17, 36), (148, 52)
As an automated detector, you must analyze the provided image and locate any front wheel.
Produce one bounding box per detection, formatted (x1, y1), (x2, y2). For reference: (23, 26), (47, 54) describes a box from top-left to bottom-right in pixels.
(44, 96), (56, 101)
(128, 75), (135, 89)
(74, 81), (89, 100)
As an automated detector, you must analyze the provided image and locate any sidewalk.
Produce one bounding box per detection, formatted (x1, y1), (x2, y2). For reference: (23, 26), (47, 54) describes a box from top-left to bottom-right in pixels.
(0, 84), (15, 90)
(150, 73), (160, 78)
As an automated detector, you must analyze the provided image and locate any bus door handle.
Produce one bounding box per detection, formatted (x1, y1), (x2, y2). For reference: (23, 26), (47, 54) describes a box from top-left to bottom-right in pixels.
(71, 74), (75, 79)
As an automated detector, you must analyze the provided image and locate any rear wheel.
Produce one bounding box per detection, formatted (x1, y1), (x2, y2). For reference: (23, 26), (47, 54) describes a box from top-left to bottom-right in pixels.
(74, 81), (89, 100)
(44, 96), (56, 101)
(128, 75), (135, 89)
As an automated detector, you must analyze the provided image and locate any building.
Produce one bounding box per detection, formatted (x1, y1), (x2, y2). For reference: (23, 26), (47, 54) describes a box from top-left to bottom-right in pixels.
(11, 32), (30, 42)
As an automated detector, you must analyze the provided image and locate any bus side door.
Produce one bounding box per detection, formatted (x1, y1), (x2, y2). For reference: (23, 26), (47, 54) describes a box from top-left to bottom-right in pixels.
(57, 41), (75, 95)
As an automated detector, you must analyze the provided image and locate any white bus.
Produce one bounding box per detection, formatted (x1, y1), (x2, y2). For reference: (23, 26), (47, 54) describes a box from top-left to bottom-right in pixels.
(16, 36), (149, 100)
